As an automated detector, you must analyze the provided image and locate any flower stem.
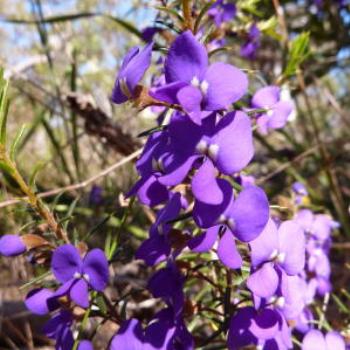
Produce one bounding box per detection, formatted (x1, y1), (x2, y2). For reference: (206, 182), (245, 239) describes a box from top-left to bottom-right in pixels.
(0, 144), (69, 243)
(182, 0), (194, 32)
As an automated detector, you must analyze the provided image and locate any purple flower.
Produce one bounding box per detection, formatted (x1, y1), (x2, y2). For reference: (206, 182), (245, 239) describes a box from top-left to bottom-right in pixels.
(208, 0), (236, 27)
(110, 310), (194, 350)
(110, 319), (146, 350)
(227, 306), (292, 350)
(89, 185), (104, 206)
(51, 244), (109, 308)
(43, 310), (74, 350)
(142, 27), (161, 43)
(240, 24), (261, 60)
(247, 219), (305, 299)
(251, 86), (294, 134)
(130, 110), (254, 206)
(151, 31), (248, 124)
(0, 234), (26, 257)
(292, 182), (308, 205)
(302, 329), (346, 350)
(144, 307), (193, 350)
(25, 288), (59, 315)
(136, 193), (183, 265)
(112, 42), (153, 104)
(190, 185), (269, 269)
(148, 263), (185, 315)
(78, 340), (94, 350)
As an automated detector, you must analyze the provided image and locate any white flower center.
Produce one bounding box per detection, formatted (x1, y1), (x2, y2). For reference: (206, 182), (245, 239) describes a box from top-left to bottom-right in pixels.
(227, 218), (236, 231)
(191, 76), (209, 95)
(276, 252), (286, 263)
(218, 214), (227, 224)
(269, 249), (279, 260)
(196, 140), (208, 154)
(276, 296), (285, 308)
(83, 273), (90, 282)
(74, 272), (81, 279)
(200, 80), (209, 95)
(208, 143), (219, 160)
(191, 76), (200, 88)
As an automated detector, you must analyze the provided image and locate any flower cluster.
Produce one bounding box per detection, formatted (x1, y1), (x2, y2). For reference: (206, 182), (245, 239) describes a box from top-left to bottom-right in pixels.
(0, 239), (109, 350)
(109, 22), (347, 349)
(0, 2), (347, 349)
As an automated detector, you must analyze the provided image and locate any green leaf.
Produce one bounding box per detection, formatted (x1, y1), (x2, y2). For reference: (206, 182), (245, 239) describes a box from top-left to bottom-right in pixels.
(0, 160), (14, 176)
(10, 124), (28, 160)
(284, 32), (311, 77)
(194, 1), (216, 34)
(0, 77), (9, 146)
(95, 294), (108, 315)
(155, 6), (185, 23)
(29, 161), (47, 189)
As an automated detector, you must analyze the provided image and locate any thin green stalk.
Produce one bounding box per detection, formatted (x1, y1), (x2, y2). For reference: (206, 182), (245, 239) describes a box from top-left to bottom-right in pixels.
(0, 144), (69, 243)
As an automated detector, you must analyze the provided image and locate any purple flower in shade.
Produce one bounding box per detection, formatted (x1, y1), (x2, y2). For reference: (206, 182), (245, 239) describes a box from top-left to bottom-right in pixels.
(251, 86), (294, 134)
(142, 27), (161, 43)
(144, 307), (193, 350)
(136, 192), (183, 266)
(247, 219), (305, 299)
(110, 310), (194, 350)
(208, 0), (236, 27)
(51, 244), (109, 308)
(43, 310), (74, 350)
(112, 42), (153, 104)
(89, 185), (104, 206)
(240, 24), (260, 60)
(148, 263), (185, 316)
(128, 130), (171, 207)
(190, 185), (269, 269)
(151, 31), (248, 124)
(302, 329), (346, 350)
(0, 234), (26, 257)
(227, 306), (292, 350)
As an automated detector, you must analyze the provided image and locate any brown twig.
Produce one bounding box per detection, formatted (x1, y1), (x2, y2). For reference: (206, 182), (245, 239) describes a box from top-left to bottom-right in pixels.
(182, 0), (194, 32)
(0, 148), (142, 209)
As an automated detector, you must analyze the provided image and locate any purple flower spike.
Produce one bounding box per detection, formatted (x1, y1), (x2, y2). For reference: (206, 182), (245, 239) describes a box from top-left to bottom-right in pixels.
(112, 42), (153, 104)
(51, 244), (109, 308)
(0, 234), (26, 257)
(152, 31), (248, 123)
(252, 85), (294, 134)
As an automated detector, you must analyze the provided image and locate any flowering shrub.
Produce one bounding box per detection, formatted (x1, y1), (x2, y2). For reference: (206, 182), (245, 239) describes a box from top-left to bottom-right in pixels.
(0, 1), (348, 349)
